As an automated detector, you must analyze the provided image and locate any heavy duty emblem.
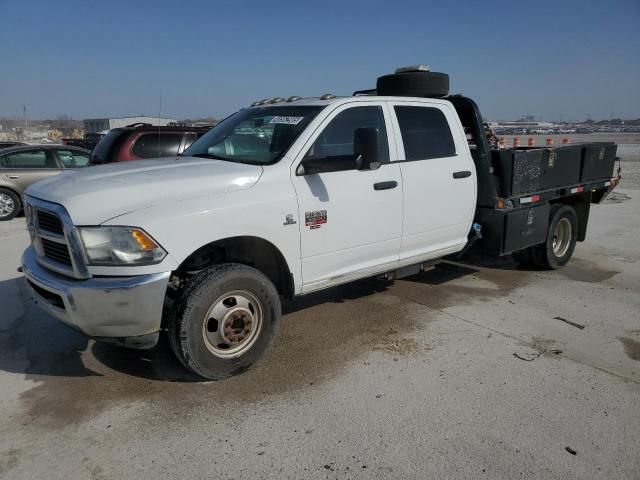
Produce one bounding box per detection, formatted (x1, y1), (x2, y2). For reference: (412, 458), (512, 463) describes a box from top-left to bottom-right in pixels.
(548, 151), (556, 168)
(283, 214), (296, 226)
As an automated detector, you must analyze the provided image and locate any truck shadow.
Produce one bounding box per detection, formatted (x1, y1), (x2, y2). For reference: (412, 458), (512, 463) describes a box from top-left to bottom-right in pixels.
(93, 278), (397, 382)
(0, 276), (98, 379)
(95, 263), (484, 382)
(0, 262), (488, 383)
(6, 260), (530, 428)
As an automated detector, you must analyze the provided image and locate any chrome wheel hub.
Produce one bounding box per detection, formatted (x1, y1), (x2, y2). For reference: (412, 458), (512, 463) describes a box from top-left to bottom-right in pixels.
(202, 290), (263, 358)
(552, 218), (572, 258)
(0, 193), (15, 218)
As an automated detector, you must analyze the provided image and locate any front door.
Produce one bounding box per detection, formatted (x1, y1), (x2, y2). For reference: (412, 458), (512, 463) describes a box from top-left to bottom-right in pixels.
(0, 149), (62, 194)
(291, 103), (403, 291)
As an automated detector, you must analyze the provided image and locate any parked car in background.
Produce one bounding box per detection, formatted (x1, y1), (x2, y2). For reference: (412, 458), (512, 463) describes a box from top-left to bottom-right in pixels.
(61, 132), (108, 151)
(0, 141), (27, 150)
(0, 145), (91, 220)
(90, 124), (211, 164)
(533, 128), (555, 135)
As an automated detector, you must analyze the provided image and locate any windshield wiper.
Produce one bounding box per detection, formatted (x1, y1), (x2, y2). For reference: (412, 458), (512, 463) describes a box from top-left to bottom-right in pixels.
(188, 153), (243, 163)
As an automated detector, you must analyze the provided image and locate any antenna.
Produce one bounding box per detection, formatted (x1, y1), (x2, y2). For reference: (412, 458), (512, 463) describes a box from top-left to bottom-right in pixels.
(157, 89), (162, 158)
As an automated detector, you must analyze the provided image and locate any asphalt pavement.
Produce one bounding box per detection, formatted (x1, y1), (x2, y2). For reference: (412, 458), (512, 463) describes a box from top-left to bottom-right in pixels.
(0, 190), (638, 479)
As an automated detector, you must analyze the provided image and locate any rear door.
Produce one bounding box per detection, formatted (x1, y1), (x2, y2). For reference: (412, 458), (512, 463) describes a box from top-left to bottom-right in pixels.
(389, 102), (476, 260)
(291, 102), (403, 291)
(0, 149), (62, 194)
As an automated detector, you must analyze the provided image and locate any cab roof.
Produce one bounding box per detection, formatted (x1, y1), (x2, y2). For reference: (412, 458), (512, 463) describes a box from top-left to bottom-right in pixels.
(246, 95), (453, 109)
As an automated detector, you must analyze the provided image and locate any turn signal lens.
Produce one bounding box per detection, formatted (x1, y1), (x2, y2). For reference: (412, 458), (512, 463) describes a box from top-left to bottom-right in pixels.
(131, 228), (159, 250)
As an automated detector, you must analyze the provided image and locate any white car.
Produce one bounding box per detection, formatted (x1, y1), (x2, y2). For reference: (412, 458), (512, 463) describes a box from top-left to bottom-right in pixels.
(21, 67), (619, 380)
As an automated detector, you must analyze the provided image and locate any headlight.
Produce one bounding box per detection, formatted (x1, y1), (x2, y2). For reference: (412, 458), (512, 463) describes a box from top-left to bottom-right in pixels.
(78, 226), (167, 266)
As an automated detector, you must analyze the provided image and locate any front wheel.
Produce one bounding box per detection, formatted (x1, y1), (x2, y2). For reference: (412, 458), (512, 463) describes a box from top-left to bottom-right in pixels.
(169, 263), (281, 380)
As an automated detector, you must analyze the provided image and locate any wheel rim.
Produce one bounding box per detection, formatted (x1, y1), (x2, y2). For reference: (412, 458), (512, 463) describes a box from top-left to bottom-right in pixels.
(552, 218), (572, 258)
(0, 193), (15, 218)
(201, 290), (263, 358)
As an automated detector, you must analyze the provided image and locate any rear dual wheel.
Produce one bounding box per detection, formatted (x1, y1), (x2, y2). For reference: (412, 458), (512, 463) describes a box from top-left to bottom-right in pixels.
(513, 204), (578, 269)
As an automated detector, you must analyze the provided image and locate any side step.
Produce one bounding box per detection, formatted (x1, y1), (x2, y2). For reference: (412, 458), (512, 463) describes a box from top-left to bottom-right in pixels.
(380, 260), (439, 281)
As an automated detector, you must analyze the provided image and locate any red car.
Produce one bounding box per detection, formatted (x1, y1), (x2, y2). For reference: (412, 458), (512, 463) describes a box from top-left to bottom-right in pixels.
(90, 123), (211, 163)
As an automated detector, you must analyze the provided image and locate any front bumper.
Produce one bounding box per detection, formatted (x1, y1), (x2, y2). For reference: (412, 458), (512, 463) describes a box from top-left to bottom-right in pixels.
(22, 246), (170, 349)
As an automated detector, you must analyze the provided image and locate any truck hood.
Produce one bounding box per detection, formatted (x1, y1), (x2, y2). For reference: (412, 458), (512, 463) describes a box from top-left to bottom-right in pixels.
(26, 157), (263, 225)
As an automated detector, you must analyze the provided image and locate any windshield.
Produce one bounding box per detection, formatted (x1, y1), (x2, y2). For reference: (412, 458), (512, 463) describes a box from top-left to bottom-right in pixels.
(183, 105), (324, 165)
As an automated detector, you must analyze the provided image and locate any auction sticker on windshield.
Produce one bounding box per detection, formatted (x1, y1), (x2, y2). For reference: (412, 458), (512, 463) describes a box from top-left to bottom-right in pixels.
(269, 116), (304, 125)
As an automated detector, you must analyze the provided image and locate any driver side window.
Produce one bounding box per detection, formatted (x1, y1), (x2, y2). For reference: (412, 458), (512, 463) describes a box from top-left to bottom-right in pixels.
(305, 106), (389, 163)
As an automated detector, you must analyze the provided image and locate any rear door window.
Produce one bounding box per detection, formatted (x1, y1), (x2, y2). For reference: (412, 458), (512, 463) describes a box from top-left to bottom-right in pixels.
(182, 133), (198, 152)
(394, 106), (456, 160)
(0, 150), (56, 169)
(132, 133), (183, 158)
(57, 149), (91, 168)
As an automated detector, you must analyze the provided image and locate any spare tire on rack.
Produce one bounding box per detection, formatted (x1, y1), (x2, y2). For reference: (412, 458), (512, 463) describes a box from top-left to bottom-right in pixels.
(376, 71), (449, 98)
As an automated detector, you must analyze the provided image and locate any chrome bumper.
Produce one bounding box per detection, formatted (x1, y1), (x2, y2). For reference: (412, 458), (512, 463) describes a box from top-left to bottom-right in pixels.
(22, 246), (170, 348)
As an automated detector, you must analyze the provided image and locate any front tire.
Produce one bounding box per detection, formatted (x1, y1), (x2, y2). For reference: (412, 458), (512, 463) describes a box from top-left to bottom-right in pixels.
(169, 263), (281, 380)
(0, 188), (20, 221)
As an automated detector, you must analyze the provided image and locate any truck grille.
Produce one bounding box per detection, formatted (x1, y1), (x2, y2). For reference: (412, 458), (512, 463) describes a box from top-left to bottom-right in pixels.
(25, 197), (89, 279)
(37, 210), (64, 235)
(40, 237), (73, 265)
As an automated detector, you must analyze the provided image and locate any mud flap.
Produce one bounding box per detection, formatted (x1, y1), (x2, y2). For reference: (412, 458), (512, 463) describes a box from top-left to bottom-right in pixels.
(503, 203), (550, 254)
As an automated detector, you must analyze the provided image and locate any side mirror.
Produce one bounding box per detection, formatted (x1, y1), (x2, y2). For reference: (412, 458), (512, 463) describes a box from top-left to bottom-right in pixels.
(353, 127), (381, 170)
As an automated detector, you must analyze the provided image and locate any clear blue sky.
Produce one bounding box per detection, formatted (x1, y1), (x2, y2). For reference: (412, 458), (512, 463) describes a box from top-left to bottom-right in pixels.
(1, 0), (638, 121)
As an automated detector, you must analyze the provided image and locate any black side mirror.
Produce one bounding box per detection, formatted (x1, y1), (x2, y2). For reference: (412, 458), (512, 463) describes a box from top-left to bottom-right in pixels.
(353, 127), (381, 170)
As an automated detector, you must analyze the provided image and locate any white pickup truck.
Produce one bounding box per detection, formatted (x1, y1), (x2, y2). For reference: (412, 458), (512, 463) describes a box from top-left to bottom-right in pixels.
(21, 67), (620, 380)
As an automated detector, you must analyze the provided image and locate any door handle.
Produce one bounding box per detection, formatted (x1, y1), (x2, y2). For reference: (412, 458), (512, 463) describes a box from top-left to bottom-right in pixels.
(373, 181), (398, 191)
(452, 170), (471, 179)
(7, 175), (19, 180)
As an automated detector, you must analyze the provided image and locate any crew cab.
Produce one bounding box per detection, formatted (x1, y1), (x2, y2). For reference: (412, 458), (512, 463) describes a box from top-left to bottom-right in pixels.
(20, 67), (620, 380)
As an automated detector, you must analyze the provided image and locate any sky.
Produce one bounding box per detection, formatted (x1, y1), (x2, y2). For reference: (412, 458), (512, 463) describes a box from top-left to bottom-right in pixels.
(0, 0), (639, 122)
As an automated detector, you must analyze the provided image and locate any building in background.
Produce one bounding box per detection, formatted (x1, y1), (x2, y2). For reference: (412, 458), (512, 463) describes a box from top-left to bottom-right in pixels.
(83, 116), (177, 134)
